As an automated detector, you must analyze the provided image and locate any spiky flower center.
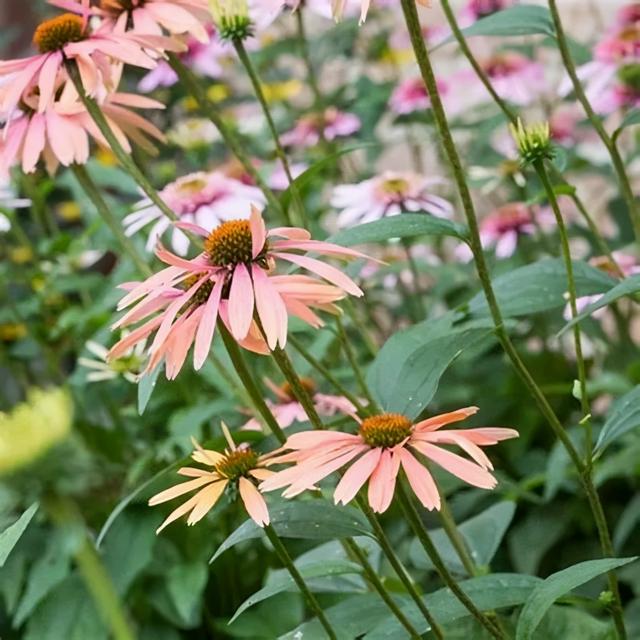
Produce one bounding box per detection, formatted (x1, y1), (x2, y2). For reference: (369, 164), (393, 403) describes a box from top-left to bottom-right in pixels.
(33, 14), (85, 53)
(215, 448), (259, 480)
(359, 413), (413, 448)
(280, 378), (316, 402)
(205, 220), (257, 267)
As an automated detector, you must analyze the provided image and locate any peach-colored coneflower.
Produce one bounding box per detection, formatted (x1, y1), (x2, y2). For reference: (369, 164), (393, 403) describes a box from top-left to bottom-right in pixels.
(51, 0), (212, 43)
(109, 207), (368, 378)
(0, 11), (184, 115)
(261, 407), (518, 513)
(242, 377), (358, 431)
(149, 428), (274, 531)
(0, 82), (165, 175)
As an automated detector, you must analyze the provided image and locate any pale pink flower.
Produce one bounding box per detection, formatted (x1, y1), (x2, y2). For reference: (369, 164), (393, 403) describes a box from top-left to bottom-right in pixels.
(0, 83), (164, 175)
(564, 252), (640, 320)
(389, 77), (456, 116)
(268, 160), (307, 191)
(109, 207), (368, 378)
(457, 202), (555, 261)
(51, 0), (212, 43)
(123, 171), (265, 255)
(280, 108), (360, 148)
(0, 13), (183, 115)
(138, 31), (228, 92)
(458, 0), (513, 27)
(331, 171), (452, 227)
(149, 430), (274, 531)
(241, 377), (358, 431)
(261, 407), (518, 513)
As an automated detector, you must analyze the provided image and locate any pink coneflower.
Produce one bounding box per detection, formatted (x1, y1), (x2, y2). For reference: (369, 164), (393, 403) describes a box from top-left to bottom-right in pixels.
(149, 429), (274, 531)
(389, 77), (455, 116)
(242, 378), (358, 431)
(52, 0), (212, 42)
(0, 83), (164, 175)
(280, 108), (361, 148)
(458, 0), (513, 26)
(261, 407), (517, 513)
(0, 12), (183, 115)
(331, 171), (453, 227)
(109, 207), (368, 378)
(123, 171), (265, 255)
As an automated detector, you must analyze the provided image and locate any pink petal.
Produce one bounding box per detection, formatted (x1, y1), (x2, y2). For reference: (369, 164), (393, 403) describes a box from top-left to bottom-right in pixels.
(193, 277), (224, 370)
(422, 432), (493, 470)
(367, 449), (401, 513)
(268, 227), (311, 240)
(398, 447), (440, 511)
(284, 430), (362, 451)
(249, 204), (266, 258)
(239, 477), (270, 526)
(174, 221), (210, 237)
(252, 265), (287, 349)
(334, 447), (382, 506)
(228, 263), (254, 341)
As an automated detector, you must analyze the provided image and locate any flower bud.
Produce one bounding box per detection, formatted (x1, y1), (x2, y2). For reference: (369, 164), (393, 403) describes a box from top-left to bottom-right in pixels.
(510, 118), (555, 166)
(209, 0), (253, 41)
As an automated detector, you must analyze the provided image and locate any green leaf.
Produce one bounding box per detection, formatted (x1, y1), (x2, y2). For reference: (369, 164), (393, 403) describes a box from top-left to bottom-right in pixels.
(0, 502), (38, 568)
(516, 557), (638, 640)
(138, 365), (162, 415)
(595, 386), (640, 455)
(367, 315), (495, 419)
(410, 502), (516, 573)
(558, 274), (640, 335)
(468, 258), (616, 318)
(613, 108), (640, 141)
(211, 500), (373, 563)
(231, 560), (361, 623)
(166, 561), (209, 624)
(329, 213), (469, 247)
(450, 5), (555, 39)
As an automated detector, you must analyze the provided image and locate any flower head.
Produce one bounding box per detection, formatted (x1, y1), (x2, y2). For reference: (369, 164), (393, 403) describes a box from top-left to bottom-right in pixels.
(149, 427), (274, 531)
(280, 108), (360, 148)
(110, 207), (368, 378)
(241, 377), (358, 431)
(209, 0), (253, 40)
(510, 118), (555, 166)
(78, 338), (146, 383)
(331, 171), (452, 227)
(261, 406), (518, 513)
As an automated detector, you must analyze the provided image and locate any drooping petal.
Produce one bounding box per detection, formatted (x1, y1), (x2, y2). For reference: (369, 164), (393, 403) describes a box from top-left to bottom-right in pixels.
(367, 448), (401, 513)
(239, 477), (270, 526)
(228, 263), (254, 341)
(249, 204), (267, 258)
(398, 447), (440, 511)
(413, 406), (479, 434)
(186, 479), (228, 525)
(193, 277), (224, 370)
(252, 265), (288, 349)
(334, 447), (382, 506)
(148, 475), (216, 506)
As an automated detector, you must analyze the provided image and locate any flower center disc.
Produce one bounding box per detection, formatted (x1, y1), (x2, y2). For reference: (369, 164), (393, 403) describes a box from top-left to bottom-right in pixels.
(359, 413), (413, 448)
(181, 274), (214, 307)
(380, 178), (409, 197)
(215, 448), (259, 480)
(33, 14), (85, 53)
(205, 220), (255, 267)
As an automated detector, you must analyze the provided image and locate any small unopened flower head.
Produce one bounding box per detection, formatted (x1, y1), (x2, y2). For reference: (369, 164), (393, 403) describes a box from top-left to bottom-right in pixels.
(209, 0), (253, 40)
(510, 118), (554, 166)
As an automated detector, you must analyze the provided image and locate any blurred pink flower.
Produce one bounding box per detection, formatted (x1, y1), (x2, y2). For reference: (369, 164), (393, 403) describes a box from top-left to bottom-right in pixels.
(389, 77), (455, 116)
(0, 13), (183, 115)
(123, 171), (265, 255)
(331, 171), (452, 227)
(0, 84), (164, 175)
(110, 207), (368, 378)
(458, 0), (513, 27)
(150, 432), (275, 531)
(241, 377), (357, 431)
(281, 108), (360, 147)
(261, 407), (518, 513)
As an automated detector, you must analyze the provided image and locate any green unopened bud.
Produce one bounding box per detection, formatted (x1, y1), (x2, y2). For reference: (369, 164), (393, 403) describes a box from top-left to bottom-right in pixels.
(598, 590), (615, 607)
(510, 118), (555, 166)
(209, 0), (253, 41)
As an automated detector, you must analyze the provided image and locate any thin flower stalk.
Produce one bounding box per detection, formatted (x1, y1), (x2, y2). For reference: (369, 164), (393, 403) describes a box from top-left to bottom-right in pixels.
(397, 1), (627, 637)
(547, 0), (640, 244)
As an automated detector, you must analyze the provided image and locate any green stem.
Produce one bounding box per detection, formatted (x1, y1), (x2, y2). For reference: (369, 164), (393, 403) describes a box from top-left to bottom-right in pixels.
(356, 496), (445, 639)
(396, 485), (505, 640)
(335, 316), (380, 411)
(232, 38), (304, 228)
(219, 323), (287, 444)
(546, 0), (640, 244)
(20, 173), (58, 236)
(288, 334), (366, 413)
(263, 525), (337, 640)
(342, 538), (423, 639)
(71, 164), (152, 278)
(399, 1), (626, 635)
(534, 161), (591, 429)
(295, 8), (324, 109)
(166, 54), (286, 223)
(437, 492), (478, 577)
(271, 346), (324, 430)
(65, 61), (180, 229)
(47, 497), (136, 640)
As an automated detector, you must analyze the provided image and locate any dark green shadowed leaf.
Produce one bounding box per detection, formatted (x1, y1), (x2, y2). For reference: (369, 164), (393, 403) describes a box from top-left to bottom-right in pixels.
(211, 501), (373, 563)
(329, 213), (469, 246)
(516, 557), (638, 640)
(0, 503), (39, 568)
(558, 274), (640, 335)
(595, 386), (640, 455)
(468, 258), (616, 318)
